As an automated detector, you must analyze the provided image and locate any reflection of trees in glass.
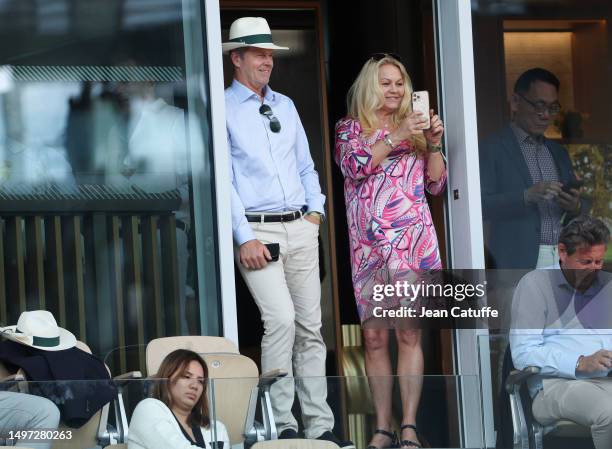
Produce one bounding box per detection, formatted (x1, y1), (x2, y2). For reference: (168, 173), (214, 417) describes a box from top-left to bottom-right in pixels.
(567, 143), (612, 226)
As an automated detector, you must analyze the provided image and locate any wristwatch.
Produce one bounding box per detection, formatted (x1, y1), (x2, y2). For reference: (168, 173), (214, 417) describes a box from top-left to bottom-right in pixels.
(575, 355), (584, 371)
(305, 211), (324, 223)
(383, 135), (396, 150)
(427, 142), (443, 153)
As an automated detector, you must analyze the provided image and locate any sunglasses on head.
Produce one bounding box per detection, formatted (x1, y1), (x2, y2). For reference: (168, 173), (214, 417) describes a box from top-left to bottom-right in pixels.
(371, 52), (403, 63)
(259, 104), (281, 133)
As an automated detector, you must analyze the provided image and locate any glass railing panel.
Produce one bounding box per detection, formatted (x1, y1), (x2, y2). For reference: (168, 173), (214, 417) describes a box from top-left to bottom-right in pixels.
(209, 374), (483, 449)
(0, 373), (484, 449)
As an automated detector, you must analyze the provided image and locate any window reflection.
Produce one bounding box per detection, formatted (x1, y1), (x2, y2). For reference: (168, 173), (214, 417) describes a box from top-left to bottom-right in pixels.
(0, 0), (215, 369)
(473, 0), (612, 271)
(1, 80), (79, 188)
(473, 2), (612, 448)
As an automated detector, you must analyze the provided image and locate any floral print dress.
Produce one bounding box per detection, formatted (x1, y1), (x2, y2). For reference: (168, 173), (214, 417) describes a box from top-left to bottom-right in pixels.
(334, 117), (447, 322)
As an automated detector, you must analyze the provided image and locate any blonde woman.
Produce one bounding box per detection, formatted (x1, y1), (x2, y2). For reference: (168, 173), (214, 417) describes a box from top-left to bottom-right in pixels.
(334, 54), (446, 448)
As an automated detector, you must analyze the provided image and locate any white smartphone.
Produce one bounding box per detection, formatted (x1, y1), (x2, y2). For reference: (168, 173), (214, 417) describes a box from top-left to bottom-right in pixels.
(412, 90), (430, 129)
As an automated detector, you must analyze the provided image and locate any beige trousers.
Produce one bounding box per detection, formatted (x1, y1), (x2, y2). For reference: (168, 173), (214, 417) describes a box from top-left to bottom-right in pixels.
(532, 377), (612, 449)
(235, 217), (334, 438)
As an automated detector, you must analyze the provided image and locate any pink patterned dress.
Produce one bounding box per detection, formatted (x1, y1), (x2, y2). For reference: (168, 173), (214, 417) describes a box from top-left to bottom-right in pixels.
(334, 117), (447, 322)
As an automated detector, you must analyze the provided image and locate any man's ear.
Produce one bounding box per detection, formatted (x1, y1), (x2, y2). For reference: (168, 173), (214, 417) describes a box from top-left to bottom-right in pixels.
(558, 243), (568, 262)
(510, 93), (519, 114)
(230, 51), (242, 68)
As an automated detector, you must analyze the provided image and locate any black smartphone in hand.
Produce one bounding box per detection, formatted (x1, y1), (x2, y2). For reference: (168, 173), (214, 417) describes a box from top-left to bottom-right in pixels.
(264, 243), (280, 262)
(562, 179), (584, 194)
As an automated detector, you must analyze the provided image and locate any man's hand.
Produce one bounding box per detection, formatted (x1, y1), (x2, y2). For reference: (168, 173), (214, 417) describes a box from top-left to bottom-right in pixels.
(239, 239), (271, 270)
(576, 350), (612, 374)
(304, 214), (321, 225)
(557, 188), (581, 213)
(525, 181), (562, 204)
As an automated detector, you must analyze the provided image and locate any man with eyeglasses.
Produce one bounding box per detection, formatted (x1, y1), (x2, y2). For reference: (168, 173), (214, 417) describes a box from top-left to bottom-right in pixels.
(480, 68), (586, 269)
(223, 17), (354, 449)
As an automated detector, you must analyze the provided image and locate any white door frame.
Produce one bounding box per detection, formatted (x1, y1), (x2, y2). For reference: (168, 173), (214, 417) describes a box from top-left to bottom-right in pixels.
(436, 0), (494, 447)
(197, 0), (239, 345)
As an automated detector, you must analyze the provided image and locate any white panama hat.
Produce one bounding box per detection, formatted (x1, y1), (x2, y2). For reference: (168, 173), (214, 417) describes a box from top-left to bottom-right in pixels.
(0, 310), (77, 351)
(222, 17), (289, 53)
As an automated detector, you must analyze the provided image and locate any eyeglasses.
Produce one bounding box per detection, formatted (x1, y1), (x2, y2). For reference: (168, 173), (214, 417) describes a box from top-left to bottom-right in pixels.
(516, 93), (561, 116)
(371, 52), (403, 63)
(259, 104), (281, 133)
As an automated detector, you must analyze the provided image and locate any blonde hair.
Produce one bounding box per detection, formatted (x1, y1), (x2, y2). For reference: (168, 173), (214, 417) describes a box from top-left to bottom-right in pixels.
(346, 55), (426, 152)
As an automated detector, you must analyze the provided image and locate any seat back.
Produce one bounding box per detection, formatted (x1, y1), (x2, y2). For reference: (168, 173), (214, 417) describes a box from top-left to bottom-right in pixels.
(251, 440), (340, 449)
(202, 353), (259, 445)
(498, 343), (520, 449)
(146, 336), (239, 375)
(52, 416), (100, 449)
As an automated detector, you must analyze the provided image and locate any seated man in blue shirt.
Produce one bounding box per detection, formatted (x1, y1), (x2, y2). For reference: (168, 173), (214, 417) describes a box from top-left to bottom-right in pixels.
(223, 17), (353, 448)
(510, 215), (612, 449)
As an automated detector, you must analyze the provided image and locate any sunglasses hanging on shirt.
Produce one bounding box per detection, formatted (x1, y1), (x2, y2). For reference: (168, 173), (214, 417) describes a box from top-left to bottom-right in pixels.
(259, 104), (281, 133)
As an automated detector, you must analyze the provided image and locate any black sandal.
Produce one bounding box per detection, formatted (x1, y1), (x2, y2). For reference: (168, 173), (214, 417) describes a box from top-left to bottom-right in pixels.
(400, 424), (422, 448)
(366, 428), (398, 449)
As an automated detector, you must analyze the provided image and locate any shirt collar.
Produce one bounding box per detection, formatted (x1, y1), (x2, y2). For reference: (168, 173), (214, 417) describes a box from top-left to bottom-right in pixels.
(511, 122), (545, 145)
(230, 79), (276, 103)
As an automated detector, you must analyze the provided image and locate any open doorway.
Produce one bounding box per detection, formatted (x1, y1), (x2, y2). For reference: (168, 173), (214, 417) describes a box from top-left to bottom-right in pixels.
(220, 1), (456, 446)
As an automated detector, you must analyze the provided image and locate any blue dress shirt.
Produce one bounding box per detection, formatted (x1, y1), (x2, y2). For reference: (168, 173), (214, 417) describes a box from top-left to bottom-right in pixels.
(510, 268), (612, 396)
(225, 80), (325, 245)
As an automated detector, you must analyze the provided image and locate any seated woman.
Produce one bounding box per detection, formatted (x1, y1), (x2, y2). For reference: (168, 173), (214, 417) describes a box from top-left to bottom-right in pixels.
(128, 349), (229, 449)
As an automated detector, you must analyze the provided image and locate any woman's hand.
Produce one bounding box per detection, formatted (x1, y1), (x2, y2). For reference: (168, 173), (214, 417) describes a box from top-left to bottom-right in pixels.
(423, 109), (444, 145)
(390, 111), (429, 142)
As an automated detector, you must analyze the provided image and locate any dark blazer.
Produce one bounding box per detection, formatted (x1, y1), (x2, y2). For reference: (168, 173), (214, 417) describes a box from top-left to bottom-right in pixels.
(479, 125), (584, 269)
(0, 340), (116, 428)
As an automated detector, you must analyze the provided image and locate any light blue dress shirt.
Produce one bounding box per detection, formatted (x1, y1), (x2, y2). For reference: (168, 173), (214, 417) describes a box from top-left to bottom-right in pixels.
(225, 80), (325, 245)
(510, 269), (612, 396)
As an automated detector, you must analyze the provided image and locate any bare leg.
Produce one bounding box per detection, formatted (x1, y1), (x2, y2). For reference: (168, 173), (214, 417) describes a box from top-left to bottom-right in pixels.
(396, 328), (423, 447)
(364, 328), (395, 448)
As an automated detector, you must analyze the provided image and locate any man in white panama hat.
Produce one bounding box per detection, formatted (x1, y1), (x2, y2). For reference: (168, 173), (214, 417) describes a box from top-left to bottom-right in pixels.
(0, 311), (65, 449)
(224, 17), (353, 448)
